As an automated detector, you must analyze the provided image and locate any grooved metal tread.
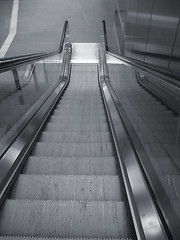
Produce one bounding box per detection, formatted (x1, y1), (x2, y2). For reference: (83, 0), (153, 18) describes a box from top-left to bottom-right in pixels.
(60, 97), (103, 102)
(32, 142), (114, 157)
(44, 122), (109, 132)
(23, 157), (119, 175)
(55, 104), (105, 109)
(48, 115), (107, 123)
(10, 175), (122, 201)
(0, 200), (130, 238)
(57, 101), (104, 106)
(53, 109), (106, 117)
(55, 107), (105, 113)
(39, 131), (111, 143)
(47, 120), (108, 127)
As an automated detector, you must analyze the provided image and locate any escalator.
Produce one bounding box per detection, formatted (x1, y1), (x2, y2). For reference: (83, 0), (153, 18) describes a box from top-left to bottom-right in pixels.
(0, 21), (175, 240)
(0, 62), (135, 238)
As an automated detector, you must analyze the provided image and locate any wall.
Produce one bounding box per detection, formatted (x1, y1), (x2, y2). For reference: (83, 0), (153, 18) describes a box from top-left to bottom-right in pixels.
(115, 0), (180, 74)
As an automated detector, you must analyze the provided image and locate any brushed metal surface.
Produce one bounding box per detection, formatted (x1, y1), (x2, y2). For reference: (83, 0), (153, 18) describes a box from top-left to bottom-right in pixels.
(130, 0), (154, 61)
(145, 0), (179, 68)
(122, 0), (138, 58)
(116, 0), (180, 74)
(169, 20), (180, 73)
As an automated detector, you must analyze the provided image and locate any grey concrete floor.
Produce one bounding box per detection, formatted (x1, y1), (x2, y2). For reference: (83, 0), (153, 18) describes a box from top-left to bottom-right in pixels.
(0, 0), (118, 56)
(0, 0), (13, 50)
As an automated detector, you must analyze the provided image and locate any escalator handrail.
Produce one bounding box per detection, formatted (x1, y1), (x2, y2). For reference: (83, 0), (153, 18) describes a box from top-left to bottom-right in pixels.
(0, 42), (72, 208)
(108, 51), (180, 82)
(0, 52), (49, 62)
(102, 20), (108, 52)
(0, 21), (69, 73)
(59, 20), (69, 52)
(99, 36), (170, 240)
(102, 20), (180, 82)
(101, 20), (180, 239)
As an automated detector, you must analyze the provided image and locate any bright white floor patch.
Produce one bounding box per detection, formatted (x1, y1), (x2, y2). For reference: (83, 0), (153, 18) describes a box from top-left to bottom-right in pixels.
(71, 43), (99, 63)
(0, 0), (19, 58)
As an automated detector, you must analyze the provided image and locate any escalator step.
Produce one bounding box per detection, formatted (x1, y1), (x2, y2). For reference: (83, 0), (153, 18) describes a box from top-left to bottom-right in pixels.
(44, 122), (109, 132)
(0, 200), (130, 238)
(60, 97), (103, 102)
(55, 103), (104, 109)
(54, 108), (105, 114)
(58, 101), (104, 107)
(49, 115), (107, 123)
(23, 156), (118, 175)
(53, 109), (106, 116)
(32, 142), (114, 157)
(39, 131), (111, 143)
(10, 175), (122, 201)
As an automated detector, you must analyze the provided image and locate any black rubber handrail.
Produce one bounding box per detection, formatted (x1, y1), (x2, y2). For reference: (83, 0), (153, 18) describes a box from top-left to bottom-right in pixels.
(0, 21), (69, 73)
(0, 52), (57, 73)
(102, 20), (108, 51)
(59, 20), (69, 52)
(102, 20), (180, 82)
(108, 51), (180, 82)
(0, 52), (47, 62)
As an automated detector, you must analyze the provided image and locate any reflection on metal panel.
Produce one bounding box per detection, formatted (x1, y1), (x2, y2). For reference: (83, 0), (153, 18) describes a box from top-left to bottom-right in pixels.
(169, 19), (180, 73)
(131, 0), (154, 61)
(116, 0), (180, 74)
(114, 10), (124, 54)
(123, 0), (138, 58)
(145, 0), (179, 68)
